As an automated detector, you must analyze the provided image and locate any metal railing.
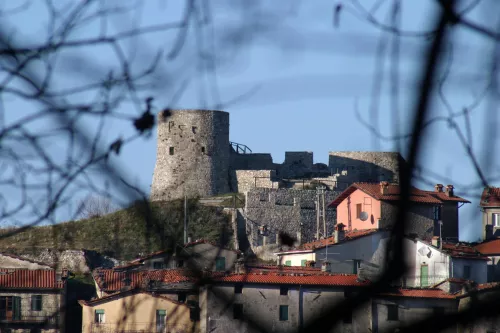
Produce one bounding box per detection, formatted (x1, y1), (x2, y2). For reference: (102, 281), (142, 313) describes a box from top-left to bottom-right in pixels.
(0, 315), (59, 325)
(230, 142), (252, 154)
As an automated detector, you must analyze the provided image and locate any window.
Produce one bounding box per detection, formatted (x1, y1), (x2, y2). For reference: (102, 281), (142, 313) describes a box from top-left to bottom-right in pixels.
(353, 260), (361, 274)
(215, 257), (226, 271)
(493, 213), (500, 227)
(177, 260), (184, 268)
(178, 293), (186, 303)
(301, 259), (307, 267)
(233, 304), (243, 320)
(464, 265), (471, 279)
(234, 284), (243, 294)
(356, 204), (362, 219)
(488, 265), (495, 282)
(387, 304), (398, 321)
(31, 295), (42, 311)
(153, 261), (165, 269)
(285, 260), (291, 266)
(95, 309), (105, 323)
(156, 310), (166, 332)
(280, 286), (289, 296)
(188, 301), (200, 321)
(169, 147), (174, 155)
(201, 147), (205, 153)
(0, 296), (20, 321)
(279, 305), (289, 321)
(433, 206), (442, 220)
(192, 126), (197, 134)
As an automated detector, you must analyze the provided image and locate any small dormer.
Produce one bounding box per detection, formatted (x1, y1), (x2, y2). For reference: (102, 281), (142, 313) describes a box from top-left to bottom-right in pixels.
(480, 187), (500, 240)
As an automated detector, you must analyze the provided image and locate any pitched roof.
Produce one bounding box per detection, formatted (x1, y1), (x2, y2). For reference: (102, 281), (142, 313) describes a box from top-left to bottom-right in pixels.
(214, 272), (368, 287)
(441, 242), (489, 260)
(0, 269), (63, 289)
(474, 238), (500, 255)
(480, 187), (500, 207)
(329, 183), (469, 207)
(93, 269), (194, 292)
(379, 288), (456, 299)
(298, 229), (381, 251)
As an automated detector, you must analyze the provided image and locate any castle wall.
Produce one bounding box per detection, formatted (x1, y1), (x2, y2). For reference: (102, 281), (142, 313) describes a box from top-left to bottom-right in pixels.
(151, 109), (230, 201)
(235, 170), (280, 193)
(329, 151), (404, 184)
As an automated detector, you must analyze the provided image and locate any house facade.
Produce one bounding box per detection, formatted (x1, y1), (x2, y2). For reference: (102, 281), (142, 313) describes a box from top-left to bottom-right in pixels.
(0, 269), (67, 333)
(363, 237), (488, 287)
(274, 229), (389, 274)
(329, 182), (469, 241)
(474, 238), (500, 282)
(79, 290), (197, 333)
(480, 186), (500, 240)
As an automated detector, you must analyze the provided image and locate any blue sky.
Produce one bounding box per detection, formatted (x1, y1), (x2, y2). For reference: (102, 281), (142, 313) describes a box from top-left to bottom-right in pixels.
(3, 0), (498, 242)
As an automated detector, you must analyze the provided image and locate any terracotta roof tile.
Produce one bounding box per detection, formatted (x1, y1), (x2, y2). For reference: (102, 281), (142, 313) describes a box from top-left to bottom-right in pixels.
(300, 229), (380, 251)
(93, 269), (193, 292)
(480, 187), (500, 207)
(379, 288), (456, 299)
(0, 269), (63, 289)
(475, 238), (500, 255)
(441, 242), (489, 260)
(79, 289), (189, 307)
(330, 183), (469, 207)
(214, 273), (367, 287)
(476, 282), (500, 291)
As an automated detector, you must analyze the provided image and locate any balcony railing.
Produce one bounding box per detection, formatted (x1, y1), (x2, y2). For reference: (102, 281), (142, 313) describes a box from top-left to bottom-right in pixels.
(90, 322), (190, 333)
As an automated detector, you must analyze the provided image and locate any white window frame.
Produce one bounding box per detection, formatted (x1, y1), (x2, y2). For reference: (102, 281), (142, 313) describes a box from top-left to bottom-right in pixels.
(493, 213), (500, 227)
(95, 310), (105, 324)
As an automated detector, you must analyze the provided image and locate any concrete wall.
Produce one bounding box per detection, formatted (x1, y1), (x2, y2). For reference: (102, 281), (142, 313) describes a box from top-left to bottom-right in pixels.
(277, 252), (316, 267)
(0, 290), (62, 332)
(372, 297), (457, 333)
(151, 109), (230, 201)
(81, 292), (196, 333)
(336, 189), (382, 231)
(410, 239), (450, 287)
(205, 284), (370, 333)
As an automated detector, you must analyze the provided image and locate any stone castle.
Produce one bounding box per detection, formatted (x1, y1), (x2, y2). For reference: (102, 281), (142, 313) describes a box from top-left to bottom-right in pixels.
(150, 109), (406, 250)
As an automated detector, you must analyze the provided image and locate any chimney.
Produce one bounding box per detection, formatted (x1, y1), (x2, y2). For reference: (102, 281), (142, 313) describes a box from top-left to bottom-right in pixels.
(435, 184), (444, 193)
(445, 185), (454, 197)
(380, 181), (389, 195)
(321, 261), (331, 273)
(234, 259), (246, 274)
(334, 223), (346, 243)
(431, 236), (440, 248)
(187, 235), (192, 243)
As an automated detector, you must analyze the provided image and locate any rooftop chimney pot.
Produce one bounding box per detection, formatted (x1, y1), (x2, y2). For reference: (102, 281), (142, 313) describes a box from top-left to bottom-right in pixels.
(445, 185), (454, 197)
(380, 181), (389, 195)
(435, 184), (444, 193)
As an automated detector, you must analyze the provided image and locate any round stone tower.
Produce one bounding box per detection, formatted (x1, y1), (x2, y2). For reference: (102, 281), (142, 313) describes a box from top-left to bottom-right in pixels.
(151, 109), (230, 201)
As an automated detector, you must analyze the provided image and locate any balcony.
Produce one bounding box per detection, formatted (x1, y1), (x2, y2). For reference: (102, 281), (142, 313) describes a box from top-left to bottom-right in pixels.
(0, 315), (59, 326)
(90, 323), (190, 333)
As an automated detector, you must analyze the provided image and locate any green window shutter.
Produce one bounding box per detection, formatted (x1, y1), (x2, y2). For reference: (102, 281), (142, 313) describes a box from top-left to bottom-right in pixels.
(420, 265), (429, 287)
(279, 305), (288, 321)
(95, 309), (105, 314)
(301, 260), (307, 267)
(157, 309), (166, 316)
(285, 260), (291, 266)
(216, 257), (226, 271)
(13, 297), (21, 320)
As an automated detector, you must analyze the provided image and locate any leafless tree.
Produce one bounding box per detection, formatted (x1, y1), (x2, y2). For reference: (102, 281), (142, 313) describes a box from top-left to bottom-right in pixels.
(76, 195), (117, 219)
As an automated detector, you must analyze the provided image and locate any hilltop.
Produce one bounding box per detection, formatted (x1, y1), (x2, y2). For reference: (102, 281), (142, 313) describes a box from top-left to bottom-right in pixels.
(0, 199), (233, 261)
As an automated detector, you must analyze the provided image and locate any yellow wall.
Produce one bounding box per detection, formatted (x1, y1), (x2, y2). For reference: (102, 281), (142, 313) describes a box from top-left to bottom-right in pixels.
(81, 292), (198, 333)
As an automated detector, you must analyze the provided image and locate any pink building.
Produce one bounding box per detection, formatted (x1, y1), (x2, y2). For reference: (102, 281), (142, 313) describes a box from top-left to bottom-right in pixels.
(329, 182), (470, 241)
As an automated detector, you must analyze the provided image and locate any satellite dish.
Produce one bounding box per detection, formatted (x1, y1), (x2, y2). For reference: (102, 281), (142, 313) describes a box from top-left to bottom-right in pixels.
(359, 211), (368, 221)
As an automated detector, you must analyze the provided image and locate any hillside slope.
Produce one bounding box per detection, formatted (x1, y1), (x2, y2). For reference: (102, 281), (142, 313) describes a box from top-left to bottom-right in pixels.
(0, 199), (233, 261)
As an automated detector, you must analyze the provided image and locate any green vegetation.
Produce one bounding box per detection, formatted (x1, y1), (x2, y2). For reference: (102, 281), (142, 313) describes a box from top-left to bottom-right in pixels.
(0, 199), (232, 260)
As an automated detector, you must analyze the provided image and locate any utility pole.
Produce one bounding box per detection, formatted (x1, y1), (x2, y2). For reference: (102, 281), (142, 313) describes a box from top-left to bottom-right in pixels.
(317, 186), (327, 239)
(316, 193), (320, 240)
(321, 186), (326, 237)
(184, 195), (188, 244)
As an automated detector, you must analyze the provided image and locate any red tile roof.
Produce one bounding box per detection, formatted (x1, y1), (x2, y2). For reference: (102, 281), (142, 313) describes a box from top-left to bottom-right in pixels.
(474, 239), (500, 255)
(476, 282), (500, 291)
(93, 269), (193, 292)
(441, 242), (489, 260)
(379, 288), (456, 299)
(329, 183), (469, 207)
(214, 273), (368, 287)
(0, 269), (63, 289)
(480, 187), (500, 207)
(299, 229), (381, 251)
